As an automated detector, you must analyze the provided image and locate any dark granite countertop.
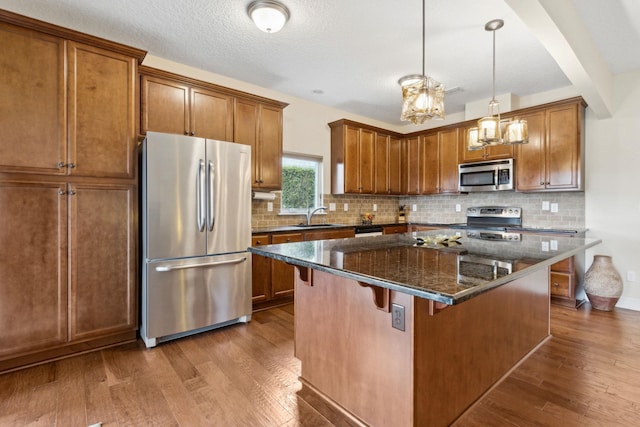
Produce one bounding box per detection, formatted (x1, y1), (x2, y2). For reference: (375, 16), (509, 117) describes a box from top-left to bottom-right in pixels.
(252, 222), (403, 234)
(248, 229), (601, 305)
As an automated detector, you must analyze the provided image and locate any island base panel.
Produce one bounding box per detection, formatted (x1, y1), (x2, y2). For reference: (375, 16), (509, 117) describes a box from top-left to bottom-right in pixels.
(295, 267), (550, 427)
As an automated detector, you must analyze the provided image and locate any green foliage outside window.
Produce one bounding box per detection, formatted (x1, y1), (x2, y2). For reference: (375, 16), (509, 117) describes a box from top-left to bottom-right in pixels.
(282, 165), (316, 210)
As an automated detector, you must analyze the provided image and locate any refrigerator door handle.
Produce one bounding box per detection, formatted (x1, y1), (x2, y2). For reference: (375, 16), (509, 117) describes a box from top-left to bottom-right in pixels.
(197, 159), (206, 232)
(155, 256), (247, 272)
(207, 160), (215, 231)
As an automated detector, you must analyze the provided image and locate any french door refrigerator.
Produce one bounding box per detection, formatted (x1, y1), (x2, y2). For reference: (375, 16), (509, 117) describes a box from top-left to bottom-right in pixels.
(141, 131), (252, 347)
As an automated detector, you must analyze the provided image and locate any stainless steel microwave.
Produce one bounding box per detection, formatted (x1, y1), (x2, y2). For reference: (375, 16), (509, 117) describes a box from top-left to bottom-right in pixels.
(458, 158), (514, 192)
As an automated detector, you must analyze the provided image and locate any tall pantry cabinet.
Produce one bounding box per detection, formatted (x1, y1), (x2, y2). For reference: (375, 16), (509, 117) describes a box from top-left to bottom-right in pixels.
(0, 11), (146, 372)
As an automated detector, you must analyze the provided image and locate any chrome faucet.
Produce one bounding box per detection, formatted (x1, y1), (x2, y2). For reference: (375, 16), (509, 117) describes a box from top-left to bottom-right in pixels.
(306, 206), (327, 225)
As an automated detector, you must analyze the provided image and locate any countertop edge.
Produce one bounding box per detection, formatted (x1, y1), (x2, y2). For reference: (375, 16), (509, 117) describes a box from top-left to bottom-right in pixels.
(248, 238), (602, 305)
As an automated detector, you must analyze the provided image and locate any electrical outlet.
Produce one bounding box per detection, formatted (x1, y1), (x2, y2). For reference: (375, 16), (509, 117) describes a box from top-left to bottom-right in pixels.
(412, 204), (417, 212)
(329, 203), (336, 211)
(373, 204), (377, 211)
(267, 202), (273, 212)
(343, 203), (349, 211)
(550, 203), (559, 213)
(455, 204), (461, 212)
(391, 304), (405, 331)
(628, 271), (637, 282)
(541, 241), (549, 251)
(550, 240), (558, 250)
(542, 201), (550, 211)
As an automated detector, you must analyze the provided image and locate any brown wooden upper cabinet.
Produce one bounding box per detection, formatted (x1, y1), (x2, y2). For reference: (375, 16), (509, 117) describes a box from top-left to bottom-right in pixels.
(330, 120), (376, 194)
(515, 98), (585, 192)
(375, 133), (403, 195)
(459, 122), (514, 163)
(140, 72), (233, 141)
(140, 66), (287, 190)
(330, 97), (585, 196)
(0, 22), (138, 179)
(234, 98), (284, 190)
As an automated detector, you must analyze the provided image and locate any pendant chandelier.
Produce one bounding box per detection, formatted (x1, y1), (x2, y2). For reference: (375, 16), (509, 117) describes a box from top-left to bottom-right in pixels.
(398, 0), (444, 124)
(468, 19), (528, 150)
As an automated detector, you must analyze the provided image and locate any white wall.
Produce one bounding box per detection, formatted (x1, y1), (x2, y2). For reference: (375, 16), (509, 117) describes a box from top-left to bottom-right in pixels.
(585, 70), (640, 310)
(144, 55), (640, 311)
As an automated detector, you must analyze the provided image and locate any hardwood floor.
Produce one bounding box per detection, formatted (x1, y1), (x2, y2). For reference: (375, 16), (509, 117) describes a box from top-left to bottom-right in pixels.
(1, 303), (639, 426)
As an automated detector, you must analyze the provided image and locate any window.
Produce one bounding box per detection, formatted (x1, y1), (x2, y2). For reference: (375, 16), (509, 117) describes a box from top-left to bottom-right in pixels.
(281, 154), (322, 214)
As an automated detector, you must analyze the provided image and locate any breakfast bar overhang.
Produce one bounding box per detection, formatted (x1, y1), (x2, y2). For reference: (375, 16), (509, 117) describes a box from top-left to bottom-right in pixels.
(249, 231), (601, 427)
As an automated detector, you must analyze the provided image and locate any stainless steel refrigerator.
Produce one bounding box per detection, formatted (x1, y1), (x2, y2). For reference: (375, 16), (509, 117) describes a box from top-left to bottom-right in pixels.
(141, 131), (252, 348)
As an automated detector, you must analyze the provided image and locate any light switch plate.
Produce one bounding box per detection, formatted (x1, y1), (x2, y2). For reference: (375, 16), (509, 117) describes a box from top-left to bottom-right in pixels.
(343, 203), (349, 211)
(329, 203), (336, 211)
(412, 204), (417, 212)
(550, 203), (559, 213)
(541, 241), (550, 251)
(542, 201), (550, 211)
(267, 202), (273, 212)
(550, 240), (558, 250)
(455, 204), (461, 212)
(373, 204), (377, 211)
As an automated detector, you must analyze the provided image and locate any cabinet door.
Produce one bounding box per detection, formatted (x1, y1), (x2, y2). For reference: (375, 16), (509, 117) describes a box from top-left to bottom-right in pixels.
(374, 133), (389, 194)
(359, 128), (375, 193)
(404, 136), (421, 194)
(257, 104), (283, 190)
(388, 136), (403, 194)
(141, 74), (190, 136)
(546, 103), (581, 190)
(191, 87), (233, 141)
(421, 133), (439, 194)
(0, 181), (68, 358)
(515, 110), (546, 191)
(270, 233), (304, 298)
(69, 183), (136, 341)
(251, 235), (271, 303)
(438, 128), (460, 193)
(68, 42), (137, 178)
(0, 23), (66, 175)
(343, 125), (360, 193)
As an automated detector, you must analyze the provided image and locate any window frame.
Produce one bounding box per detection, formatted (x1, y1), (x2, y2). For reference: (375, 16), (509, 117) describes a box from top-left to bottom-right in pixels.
(279, 153), (323, 215)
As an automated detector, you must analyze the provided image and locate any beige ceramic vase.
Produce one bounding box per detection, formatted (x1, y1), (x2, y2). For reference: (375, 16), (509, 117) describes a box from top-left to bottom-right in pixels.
(584, 255), (623, 311)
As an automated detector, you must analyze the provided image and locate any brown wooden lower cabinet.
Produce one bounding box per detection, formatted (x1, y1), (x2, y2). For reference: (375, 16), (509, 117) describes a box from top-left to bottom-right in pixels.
(251, 228), (355, 311)
(0, 180), (137, 373)
(382, 224), (408, 234)
(515, 255), (582, 308)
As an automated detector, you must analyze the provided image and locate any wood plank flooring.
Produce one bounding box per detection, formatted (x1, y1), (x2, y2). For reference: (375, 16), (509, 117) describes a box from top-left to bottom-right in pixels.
(1, 303), (639, 426)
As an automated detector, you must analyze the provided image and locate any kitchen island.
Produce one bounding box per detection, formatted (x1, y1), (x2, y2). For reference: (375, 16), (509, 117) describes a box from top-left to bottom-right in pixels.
(248, 230), (601, 427)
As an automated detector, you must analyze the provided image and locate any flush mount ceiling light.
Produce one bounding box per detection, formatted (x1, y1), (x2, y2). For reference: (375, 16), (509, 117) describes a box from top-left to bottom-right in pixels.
(398, 0), (445, 124)
(468, 19), (528, 150)
(247, 1), (290, 33)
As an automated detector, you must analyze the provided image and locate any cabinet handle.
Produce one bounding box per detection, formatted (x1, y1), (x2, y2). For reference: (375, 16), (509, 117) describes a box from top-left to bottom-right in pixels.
(58, 162), (66, 168)
(68, 190), (76, 195)
(547, 182), (550, 185)
(68, 163), (76, 169)
(256, 240), (262, 245)
(286, 238), (291, 242)
(58, 189), (66, 195)
(540, 181), (545, 185)
(190, 131), (195, 136)
(553, 282), (559, 287)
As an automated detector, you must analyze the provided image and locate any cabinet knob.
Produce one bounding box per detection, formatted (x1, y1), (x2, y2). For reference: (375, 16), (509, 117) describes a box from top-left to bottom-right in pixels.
(547, 182), (550, 185)
(553, 283), (559, 287)
(58, 189), (66, 195)
(68, 190), (76, 195)
(256, 240), (262, 245)
(286, 238), (291, 242)
(540, 181), (545, 185)
(190, 131), (195, 136)
(68, 163), (76, 169)
(58, 162), (66, 168)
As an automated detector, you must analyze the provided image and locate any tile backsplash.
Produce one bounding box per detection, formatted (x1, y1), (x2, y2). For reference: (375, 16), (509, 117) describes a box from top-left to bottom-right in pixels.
(252, 191), (585, 230)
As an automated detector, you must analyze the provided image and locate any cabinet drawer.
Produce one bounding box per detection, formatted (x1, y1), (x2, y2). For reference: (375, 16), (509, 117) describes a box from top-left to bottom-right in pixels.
(550, 272), (571, 297)
(383, 225), (408, 234)
(551, 257), (573, 273)
(252, 234), (270, 246)
(305, 228), (355, 241)
(271, 233), (304, 244)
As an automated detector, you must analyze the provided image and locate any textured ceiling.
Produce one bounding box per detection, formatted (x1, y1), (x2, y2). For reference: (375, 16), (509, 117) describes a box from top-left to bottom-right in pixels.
(1, 0), (638, 126)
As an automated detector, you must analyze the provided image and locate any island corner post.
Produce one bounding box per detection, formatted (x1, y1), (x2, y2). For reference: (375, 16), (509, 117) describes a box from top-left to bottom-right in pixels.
(293, 264), (550, 427)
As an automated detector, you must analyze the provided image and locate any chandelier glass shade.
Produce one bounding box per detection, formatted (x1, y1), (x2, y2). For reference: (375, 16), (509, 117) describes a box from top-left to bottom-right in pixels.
(468, 19), (528, 150)
(399, 75), (445, 124)
(399, 0), (444, 124)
